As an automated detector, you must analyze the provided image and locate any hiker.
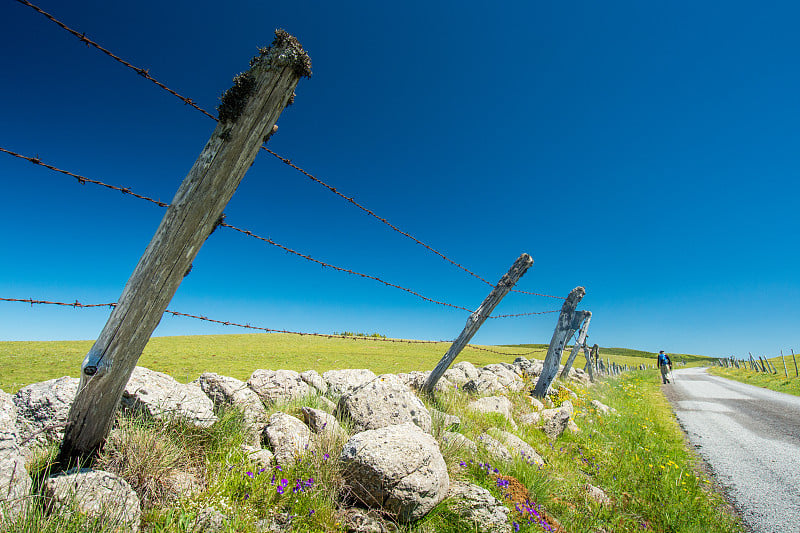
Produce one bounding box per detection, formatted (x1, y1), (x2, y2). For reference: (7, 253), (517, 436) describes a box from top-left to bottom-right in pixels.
(657, 350), (672, 384)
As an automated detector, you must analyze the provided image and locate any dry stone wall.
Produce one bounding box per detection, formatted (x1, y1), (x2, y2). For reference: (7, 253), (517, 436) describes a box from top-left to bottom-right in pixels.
(0, 356), (610, 531)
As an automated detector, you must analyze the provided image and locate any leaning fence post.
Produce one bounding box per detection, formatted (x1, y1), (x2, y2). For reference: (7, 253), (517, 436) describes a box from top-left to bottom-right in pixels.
(57, 31), (311, 467)
(781, 350), (788, 377)
(792, 349), (798, 378)
(581, 343), (594, 382)
(422, 253), (533, 394)
(532, 286), (586, 398)
(560, 311), (591, 379)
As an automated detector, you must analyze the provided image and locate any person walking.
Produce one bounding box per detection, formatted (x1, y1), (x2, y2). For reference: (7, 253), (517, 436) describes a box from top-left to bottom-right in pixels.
(657, 350), (673, 384)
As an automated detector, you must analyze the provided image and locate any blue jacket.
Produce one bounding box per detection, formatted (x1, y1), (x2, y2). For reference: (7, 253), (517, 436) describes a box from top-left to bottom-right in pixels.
(657, 353), (671, 366)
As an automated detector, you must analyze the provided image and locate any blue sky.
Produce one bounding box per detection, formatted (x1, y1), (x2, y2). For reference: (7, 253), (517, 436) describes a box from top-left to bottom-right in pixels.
(2, 0), (799, 358)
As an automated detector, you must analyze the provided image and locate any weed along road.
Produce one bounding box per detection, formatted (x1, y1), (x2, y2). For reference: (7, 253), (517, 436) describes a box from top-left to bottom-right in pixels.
(663, 367), (800, 533)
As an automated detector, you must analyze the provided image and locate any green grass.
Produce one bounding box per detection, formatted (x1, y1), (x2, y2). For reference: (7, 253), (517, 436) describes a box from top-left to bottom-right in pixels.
(2, 369), (742, 532)
(1, 335), (735, 532)
(708, 362), (800, 397)
(503, 344), (710, 370)
(0, 334), (717, 394)
(0, 333), (547, 394)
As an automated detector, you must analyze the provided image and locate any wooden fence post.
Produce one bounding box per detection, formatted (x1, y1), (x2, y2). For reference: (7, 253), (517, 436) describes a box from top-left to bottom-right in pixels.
(581, 343), (594, 381)
(57, 31), (311, 466)
(422, 253), (533, 394)
(560, 311), (591, 379)
(532, 286), (585, 398)
(792, 349), (798, 378)
(781, 350), (788, 377)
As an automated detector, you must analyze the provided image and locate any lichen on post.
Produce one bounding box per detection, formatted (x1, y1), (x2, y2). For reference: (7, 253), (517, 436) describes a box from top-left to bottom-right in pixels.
(57, 30), (310, 468)
(532, 286), (586, 398)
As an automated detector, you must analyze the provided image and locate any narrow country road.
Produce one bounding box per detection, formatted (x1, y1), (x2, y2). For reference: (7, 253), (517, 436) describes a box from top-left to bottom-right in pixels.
(662, 367), (800, 533)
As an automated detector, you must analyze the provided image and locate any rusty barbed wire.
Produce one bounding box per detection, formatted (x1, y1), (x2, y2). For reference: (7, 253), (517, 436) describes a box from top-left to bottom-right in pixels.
(0, 147), (169, 207)
(262, 148), (567, 301)
(490, 310), (560, 318)
(217, 222), (474, 313)
(13, 0), (218, 122)
(0, 297), (539, 356)
(16, 0), (566, 302)
(3, 146), (558, 318)
(0, 297), (116, 308)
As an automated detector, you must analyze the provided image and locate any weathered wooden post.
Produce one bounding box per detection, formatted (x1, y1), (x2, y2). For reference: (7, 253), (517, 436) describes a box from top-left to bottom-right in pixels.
(581, 343), (594, 382)
(749, 353), (758, 372)
(560, 311), (591, 379)
(57, 31), (311, 466)
(532, 286), (585, 398)
(422, 253), (533, 394)
(792, 349), (798, 378)
(781, 350), (788, 377)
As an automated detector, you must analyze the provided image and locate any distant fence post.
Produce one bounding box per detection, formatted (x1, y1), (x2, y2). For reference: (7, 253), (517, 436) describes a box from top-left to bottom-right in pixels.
(581, 344), (593, 381)
(422, 253), (533, 395)
(560, 311), (591, 379)
(532, 286), (585, 398)
(57, 31), (311, 467)
(781, 350), (788, 377)
(792, 349), (798, 378)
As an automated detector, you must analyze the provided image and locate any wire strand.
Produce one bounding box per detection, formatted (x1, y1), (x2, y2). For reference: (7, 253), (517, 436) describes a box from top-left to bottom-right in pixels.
(14, 0), (566, 301)
(2, 146), (559, 318)
(0, 297), (540, 356)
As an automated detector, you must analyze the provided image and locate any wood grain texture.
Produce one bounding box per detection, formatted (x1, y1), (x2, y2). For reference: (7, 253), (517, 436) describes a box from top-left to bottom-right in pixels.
(57, 31), (310, 466)
(531, 286), (585, 398)
(581, 343), (594, 382)
(560, 311), (591, 379)
(422, 253), (533, 395)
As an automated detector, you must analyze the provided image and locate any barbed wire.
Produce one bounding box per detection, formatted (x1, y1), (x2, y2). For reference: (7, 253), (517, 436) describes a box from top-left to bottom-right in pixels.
(0, 147), (168, 207)
(15, 0), (566, 302)
(0, 297), (539, 356)
(2, 146), (558, 319)
(13, 0), (218, 122)
(217, 222), (474, 313)
(262, 148), (567, 301)
(0, 297), (116, 308)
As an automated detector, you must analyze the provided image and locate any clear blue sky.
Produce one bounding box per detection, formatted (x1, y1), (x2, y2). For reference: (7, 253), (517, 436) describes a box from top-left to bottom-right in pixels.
(2, 0), (799, 359)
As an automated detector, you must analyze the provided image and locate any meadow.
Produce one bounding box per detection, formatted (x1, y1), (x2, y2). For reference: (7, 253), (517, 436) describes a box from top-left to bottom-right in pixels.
(3, 358), (743, 533)
(0, 333), (704, 394)
(708, 358), (800, 397)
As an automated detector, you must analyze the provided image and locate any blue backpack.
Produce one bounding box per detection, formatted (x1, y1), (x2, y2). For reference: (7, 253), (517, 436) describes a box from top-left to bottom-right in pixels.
(658, 353), (670, 366)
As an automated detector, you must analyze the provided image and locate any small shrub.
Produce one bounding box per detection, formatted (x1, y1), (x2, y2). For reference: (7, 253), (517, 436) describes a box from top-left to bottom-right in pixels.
(95, 415), (198, 508)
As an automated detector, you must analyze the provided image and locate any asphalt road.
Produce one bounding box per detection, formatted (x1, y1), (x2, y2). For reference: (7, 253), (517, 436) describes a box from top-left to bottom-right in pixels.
(662, 367), (800, 533)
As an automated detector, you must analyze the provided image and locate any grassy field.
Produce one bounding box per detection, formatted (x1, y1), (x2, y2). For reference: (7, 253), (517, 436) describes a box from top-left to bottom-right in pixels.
(3, 366), (741, 532)
(708, 358), (800, 397)
(0, 334), (711, 393)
